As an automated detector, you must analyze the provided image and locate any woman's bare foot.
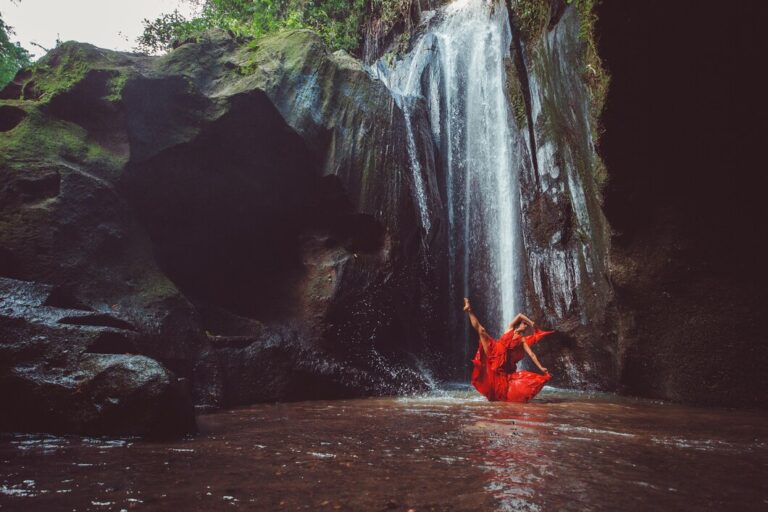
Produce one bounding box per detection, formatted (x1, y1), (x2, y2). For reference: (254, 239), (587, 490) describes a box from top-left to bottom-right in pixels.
(463, 297), (471, 312)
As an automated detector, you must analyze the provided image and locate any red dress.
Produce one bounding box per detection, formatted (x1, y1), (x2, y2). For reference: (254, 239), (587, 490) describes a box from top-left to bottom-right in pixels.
(471, 328), (554, 402)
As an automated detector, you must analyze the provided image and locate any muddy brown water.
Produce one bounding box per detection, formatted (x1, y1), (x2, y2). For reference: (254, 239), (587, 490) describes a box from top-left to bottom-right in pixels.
(1, 386), (766, 511)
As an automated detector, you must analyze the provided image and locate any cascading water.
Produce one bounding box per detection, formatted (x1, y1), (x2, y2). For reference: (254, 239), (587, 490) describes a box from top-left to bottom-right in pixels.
(372, 0), (523, 350)
(370, 0), (611, 385)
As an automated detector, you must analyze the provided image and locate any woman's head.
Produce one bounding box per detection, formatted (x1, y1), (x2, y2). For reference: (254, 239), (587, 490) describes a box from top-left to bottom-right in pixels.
(509, 320), (528, 334)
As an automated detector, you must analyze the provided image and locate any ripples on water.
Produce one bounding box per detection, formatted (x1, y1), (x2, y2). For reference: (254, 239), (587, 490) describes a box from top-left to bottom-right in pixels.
(1, 386), (766, 511)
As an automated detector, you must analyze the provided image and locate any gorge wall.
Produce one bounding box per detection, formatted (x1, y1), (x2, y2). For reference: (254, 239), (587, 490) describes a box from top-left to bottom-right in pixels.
(0, 0), (765, 436)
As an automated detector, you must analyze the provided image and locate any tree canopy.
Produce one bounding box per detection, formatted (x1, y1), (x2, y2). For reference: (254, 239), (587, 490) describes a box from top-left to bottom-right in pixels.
(0, 12), (31, 89)
(138, 0), (373, 55)
(138, 0), (417, 57)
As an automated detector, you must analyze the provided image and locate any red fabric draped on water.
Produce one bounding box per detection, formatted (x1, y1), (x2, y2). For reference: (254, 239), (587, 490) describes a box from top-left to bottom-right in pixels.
(471, 328), (554, 402)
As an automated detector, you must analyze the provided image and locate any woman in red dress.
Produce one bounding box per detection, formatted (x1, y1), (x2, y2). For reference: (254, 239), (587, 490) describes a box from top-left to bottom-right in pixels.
(463, 298), (553, 402)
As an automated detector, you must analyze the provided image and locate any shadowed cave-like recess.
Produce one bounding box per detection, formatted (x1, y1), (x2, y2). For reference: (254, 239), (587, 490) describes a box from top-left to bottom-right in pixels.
(596, 0), (768, 407)
(120, 86), (385, 324)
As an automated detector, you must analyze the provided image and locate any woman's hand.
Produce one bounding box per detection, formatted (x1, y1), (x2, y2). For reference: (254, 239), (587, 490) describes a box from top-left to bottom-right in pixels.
(463, 297), (471, 312)
(540, 367), (548, 374)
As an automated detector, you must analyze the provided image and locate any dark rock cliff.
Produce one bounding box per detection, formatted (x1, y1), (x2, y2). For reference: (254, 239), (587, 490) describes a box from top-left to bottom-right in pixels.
(0, 30), (444, 435)
(597, 0), (768, 408)
(500, 0), (767, 408)
(483, 1), (617, 390)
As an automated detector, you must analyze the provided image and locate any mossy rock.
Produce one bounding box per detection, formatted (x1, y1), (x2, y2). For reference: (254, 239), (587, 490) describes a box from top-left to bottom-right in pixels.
(0, 28), (439, 436)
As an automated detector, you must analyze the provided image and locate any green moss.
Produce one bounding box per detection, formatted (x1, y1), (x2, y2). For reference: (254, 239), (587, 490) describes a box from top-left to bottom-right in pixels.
(22, 45), (100, 101)
(250, 29), (319, 59)
(0, 109), (81, 159)
(575, 0), (609, 189)
(504, 58), (527, 129)
(0, 106), (124, 172)
(11, 42), (133, 107)
(237, 29), (322, 77)
(508, 0), (550, 44)
(24, 61), (88, 101)
(84, 139), (126, 169)
(138, 275), (182, 302)
(394, 32), (410, 57)
(377, 30), (412, 67)
(591, 152), (608, 191)
(106, 71), (129, 102)
(568, 0), (609, 144)
(536, 96), (558, 145)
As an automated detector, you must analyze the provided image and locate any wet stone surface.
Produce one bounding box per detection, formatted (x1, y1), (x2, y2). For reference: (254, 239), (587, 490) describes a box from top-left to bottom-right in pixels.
(0, 387), (766, 511)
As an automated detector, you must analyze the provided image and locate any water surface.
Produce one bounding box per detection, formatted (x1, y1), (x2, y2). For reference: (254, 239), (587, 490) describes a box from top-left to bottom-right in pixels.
(1, 387), (766, 511)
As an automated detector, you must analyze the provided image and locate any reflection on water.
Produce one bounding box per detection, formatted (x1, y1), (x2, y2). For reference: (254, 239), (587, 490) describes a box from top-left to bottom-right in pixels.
(1, 386), (766, 511)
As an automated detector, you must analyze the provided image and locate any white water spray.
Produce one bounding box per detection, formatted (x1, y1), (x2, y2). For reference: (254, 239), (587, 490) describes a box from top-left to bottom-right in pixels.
(373, 0), (522, 335)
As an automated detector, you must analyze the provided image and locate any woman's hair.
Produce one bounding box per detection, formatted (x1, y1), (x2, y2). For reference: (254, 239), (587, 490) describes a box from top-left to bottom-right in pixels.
(512, 319), (525, 331)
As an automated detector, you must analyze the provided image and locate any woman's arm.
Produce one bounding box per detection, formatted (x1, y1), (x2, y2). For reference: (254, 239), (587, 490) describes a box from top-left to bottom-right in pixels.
(511, 313), (535, 328)
(522, 342), (547, 373)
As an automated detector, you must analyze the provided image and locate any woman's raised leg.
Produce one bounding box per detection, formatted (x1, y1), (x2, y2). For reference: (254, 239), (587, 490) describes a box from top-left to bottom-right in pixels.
(464, 298), (491, 355)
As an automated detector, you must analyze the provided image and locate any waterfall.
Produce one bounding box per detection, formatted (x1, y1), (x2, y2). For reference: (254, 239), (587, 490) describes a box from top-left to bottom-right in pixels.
(372, 0), (522, 339)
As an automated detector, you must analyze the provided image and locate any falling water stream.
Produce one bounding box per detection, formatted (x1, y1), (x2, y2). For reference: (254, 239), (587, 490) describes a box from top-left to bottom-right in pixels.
(372, 0), (522, 339)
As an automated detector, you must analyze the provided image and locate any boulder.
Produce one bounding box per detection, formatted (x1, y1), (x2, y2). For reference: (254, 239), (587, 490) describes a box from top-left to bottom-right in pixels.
(0, 30), (442, 435)
(0, 277), (194, 436)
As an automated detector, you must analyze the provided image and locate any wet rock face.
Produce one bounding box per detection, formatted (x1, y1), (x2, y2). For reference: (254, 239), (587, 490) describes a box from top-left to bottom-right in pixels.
(0, 30), (438, 435)
(502, 1), (767, 408)
(501, 4), (616, 390)
(0, 278), (194, 436)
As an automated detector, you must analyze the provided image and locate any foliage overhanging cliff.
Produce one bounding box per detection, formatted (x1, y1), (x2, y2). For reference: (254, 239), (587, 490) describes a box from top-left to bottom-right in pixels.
(139, 0), (424, 57)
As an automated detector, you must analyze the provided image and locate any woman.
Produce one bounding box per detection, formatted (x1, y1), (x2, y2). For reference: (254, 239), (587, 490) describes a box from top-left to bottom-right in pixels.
(463, 297), (553, 402)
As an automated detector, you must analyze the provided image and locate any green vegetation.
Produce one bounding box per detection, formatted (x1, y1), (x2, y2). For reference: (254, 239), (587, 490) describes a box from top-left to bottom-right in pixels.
(139, 0), (365, 54)
(235, 28), (317, 76)
(567, 0), (609, 133)
(5, 42), (130, 106)
(140, 0), (364, 55)
(106, 71), (129, 102)
(0, 11), (31, 89)
(508, 0), (550, 44)
(139, 0), (416, 58)
(507, 0), (608, 139)
(23, 48), (92, 101)
(572, 0), (609, 192)
(504, 58), (527, 129)
(2, 110), (83, 160)
(0, 106), (127, 174)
